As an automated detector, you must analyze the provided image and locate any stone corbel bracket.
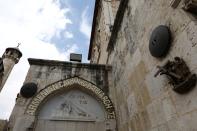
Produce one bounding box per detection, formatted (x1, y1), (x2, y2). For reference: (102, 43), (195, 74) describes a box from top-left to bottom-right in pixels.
(155, 57), (197, 94)
(183, 0), (197, 13)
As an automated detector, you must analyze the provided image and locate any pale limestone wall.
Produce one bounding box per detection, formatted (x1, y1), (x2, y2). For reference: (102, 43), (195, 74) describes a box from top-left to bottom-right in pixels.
(91, 5), (110, 64)
(90, 0), (197, 130)
(8, 59), (112, 130)
(111, 0), (120, 16)
(0, 119), (7, 131)
(90, 0), (120, 64)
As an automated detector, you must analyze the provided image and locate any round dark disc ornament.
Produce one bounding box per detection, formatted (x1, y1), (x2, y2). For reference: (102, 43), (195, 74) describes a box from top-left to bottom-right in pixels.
(20, 83), (37, 98)
(149, 25), (171, 58)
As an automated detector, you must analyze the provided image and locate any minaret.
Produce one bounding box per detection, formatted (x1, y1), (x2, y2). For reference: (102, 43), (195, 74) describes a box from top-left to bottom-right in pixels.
(0, 44), (22, 92)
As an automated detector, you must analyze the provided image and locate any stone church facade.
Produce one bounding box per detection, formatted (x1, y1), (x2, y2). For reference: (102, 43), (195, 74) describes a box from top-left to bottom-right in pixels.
(8, 58), (116, 131)
(0, 0), (197, 131)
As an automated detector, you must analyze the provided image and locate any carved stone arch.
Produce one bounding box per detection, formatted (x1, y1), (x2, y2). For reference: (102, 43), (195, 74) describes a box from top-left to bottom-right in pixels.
(25, 77), (116, 120)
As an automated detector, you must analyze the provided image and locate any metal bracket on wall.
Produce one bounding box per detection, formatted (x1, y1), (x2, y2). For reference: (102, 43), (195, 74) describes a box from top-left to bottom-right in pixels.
(183, 0), (197, 14)
(155, 57), (197, 94)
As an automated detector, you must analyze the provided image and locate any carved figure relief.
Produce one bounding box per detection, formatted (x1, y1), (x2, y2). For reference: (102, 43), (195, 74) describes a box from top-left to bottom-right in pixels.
(183, 0), (197, 14)
(38, 89), (105, 121)
(51, 95), (96, 121)
(155, 57), (197, 93)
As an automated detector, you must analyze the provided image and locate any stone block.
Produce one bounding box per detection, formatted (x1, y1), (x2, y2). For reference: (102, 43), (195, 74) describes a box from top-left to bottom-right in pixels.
(116, 86), (125, 105)
(36, 79), (47, 90)
(168, 10), (192, 35)
(129, 110), (151, 131)
(129, 114), (143, 131)
(131, 48), (142, 68)
(127, 93), (137, 119)
(184, 21), (197, 69)
(157, 123), (169, 131)
(128, 70), (139, 93)
(177, 110), (197, 130)
(139, 82), (151, 108)
(147, 93), (171, 128)
(162, 96), (177, 121)
(140, 45), (161, 72)
(145, 67), (168, 100)
(120, 104), (129, 125)
(12, 115), (35, 131)
(139, 110), (151, 131)
(168, 20), (197, 70)
(0, 120), (7, 131)
(169, 83), (197, 115)
(134, 61), (148, 85)
(134, 90), (144, 112)
(166, 117), (179, 131)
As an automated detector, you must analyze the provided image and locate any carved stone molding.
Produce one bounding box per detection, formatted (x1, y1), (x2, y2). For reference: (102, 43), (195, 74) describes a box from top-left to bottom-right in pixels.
(25, 77), (116, 119)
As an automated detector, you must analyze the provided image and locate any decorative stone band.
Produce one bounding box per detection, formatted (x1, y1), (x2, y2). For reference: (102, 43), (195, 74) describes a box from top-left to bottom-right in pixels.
(25, 77), (116, 119)
(3, 54), (20, 64)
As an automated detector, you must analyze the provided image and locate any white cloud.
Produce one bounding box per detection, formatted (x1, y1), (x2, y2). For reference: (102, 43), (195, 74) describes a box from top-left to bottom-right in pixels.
(80, 6), (91, 39)
(0, 0), (78, 119)
(0, 0), (72, 42)
(64, 31), (74, 39)
(62, 43), (78, 59)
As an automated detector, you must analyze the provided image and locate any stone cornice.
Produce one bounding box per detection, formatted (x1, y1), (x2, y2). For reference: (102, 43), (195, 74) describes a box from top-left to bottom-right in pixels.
(28, 58), (112, 70)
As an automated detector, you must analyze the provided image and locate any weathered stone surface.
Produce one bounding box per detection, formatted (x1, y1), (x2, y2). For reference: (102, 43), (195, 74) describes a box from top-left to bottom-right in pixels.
(89, 0), (197, 130)
(0, 119), (7, 131)
(8, 59), (114, 131)
(8, 0), (197, 130)
(145, 68), (168, 100)
(127, 93), (137, 119)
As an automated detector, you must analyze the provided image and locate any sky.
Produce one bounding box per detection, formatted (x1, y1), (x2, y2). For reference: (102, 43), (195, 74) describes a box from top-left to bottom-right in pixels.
(0, 0), (95, 119)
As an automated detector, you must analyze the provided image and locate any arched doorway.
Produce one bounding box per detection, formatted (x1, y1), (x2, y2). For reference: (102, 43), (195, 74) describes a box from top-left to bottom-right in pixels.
(25, 77), (116, 131)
